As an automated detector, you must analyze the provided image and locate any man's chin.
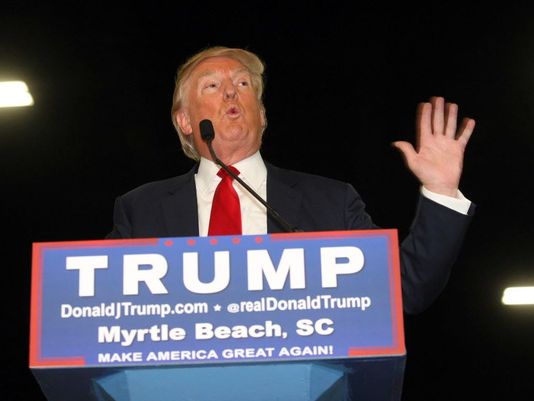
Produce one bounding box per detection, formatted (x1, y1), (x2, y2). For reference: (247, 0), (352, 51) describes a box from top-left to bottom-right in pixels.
(217, 126), (259, 144)
(213, 140), (260, 163)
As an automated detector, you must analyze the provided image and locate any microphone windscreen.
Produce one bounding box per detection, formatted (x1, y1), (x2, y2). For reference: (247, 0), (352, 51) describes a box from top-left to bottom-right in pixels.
(199, 119), (215, 142)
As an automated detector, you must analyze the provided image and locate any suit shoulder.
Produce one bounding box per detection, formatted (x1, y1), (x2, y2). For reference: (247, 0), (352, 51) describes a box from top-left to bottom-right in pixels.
(118, 169), (195, 201)
(267, 163), (352, 190)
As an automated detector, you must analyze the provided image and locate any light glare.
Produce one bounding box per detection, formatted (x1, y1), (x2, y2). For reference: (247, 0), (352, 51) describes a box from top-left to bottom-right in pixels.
(0, 81), (34, 108)
(502, 286), (534, 305)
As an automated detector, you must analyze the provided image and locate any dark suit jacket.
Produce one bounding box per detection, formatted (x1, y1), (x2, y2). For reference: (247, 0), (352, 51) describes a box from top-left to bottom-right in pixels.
(107, 163), (475, 314)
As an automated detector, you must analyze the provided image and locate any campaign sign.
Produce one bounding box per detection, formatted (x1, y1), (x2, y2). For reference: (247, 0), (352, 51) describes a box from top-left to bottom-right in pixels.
(30, 229), (404, 369)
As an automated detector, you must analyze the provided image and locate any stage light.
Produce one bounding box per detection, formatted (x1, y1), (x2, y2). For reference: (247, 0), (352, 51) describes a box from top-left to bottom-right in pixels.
(0, 81), (34, 108)
(502, 286), (534, 305)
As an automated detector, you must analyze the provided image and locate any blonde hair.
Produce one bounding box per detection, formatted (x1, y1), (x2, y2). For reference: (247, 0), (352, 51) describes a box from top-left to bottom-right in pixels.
(170, 46), (267, 160)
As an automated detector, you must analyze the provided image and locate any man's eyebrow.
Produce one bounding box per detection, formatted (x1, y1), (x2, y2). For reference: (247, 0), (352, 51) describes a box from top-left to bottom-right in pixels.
(196, 68), (250, 80)
(231, 68), (250, 76)
(196, 69), (218, 79)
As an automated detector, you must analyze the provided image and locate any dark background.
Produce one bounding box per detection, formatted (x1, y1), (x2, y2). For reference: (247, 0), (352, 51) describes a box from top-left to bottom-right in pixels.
(1, 3), (534, 400)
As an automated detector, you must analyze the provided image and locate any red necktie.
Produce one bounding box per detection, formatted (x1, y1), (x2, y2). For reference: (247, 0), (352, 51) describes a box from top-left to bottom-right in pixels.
(208, 166), (242, 236)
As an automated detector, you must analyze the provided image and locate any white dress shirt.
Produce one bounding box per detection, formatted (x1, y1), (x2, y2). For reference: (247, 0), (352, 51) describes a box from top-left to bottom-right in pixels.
(195, 151), (267, 236)
(194, 152), (471, 236)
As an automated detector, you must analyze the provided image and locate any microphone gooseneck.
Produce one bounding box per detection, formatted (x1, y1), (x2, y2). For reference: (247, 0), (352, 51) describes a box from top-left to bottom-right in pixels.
(199, 119), (300, 233)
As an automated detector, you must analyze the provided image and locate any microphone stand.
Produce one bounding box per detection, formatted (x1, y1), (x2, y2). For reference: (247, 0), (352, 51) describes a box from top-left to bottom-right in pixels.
(205, 138), (300, 233)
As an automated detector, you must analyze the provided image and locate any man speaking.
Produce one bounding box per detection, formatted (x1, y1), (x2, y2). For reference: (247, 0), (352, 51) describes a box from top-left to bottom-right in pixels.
(106, 46), (476, 315)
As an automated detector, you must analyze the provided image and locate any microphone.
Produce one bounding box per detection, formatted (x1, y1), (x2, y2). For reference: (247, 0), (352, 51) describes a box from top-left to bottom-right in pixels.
(199, 119), (300, 233)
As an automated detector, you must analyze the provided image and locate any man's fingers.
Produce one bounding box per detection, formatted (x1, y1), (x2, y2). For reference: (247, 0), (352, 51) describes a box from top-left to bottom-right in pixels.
(457, 118), (476, 147)
(392, 141), (417, 167)
(417, 102), (432, 149)
(444, 102), (458, 138)
(430, 96), (445, 135)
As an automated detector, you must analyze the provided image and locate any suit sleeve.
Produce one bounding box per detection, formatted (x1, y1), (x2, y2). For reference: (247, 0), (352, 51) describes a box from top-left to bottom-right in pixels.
(105, 196), (133, 239)
(343, 183), (474, 315)
(398, 196), (474, 314)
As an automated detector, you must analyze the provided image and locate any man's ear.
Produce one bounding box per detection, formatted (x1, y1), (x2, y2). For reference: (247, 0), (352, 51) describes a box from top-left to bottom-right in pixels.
(175, 110), (193, 135)
(260, 108), (267, 128)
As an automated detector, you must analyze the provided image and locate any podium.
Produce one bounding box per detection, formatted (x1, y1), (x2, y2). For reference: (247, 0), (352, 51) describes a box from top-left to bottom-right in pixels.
(30, 230), (406, 400)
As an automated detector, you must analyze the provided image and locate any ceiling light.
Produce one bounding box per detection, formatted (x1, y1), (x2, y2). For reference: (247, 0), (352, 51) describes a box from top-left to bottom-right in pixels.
(0, 81), (34, 108)
(502, 286), (534, 305)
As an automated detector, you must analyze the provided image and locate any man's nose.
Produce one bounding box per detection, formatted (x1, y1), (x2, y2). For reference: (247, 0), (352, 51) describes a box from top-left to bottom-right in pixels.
(223, 83), (237, 100)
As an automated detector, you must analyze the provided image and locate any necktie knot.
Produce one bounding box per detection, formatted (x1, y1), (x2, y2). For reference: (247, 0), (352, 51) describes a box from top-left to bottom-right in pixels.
(217, 166), (240, 180)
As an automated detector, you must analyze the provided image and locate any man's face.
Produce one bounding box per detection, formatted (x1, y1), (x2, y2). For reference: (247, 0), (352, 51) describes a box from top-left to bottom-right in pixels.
(176, 56), (265, 164)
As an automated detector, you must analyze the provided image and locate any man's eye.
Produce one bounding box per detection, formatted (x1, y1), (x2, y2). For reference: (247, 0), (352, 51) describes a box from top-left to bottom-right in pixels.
(239, 80), (249, 86)
(204, 82), (217, 89)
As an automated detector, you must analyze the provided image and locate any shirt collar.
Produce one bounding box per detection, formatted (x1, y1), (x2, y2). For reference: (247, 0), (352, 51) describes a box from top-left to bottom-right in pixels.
(196, 151), (267, 194)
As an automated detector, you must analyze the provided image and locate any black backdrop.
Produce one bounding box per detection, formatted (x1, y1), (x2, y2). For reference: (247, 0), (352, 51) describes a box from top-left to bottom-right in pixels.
(2, 3), (534, 400)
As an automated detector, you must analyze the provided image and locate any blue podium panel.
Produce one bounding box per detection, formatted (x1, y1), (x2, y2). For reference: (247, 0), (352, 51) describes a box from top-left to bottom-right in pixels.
(31, 358), (405, 401)
(30, 230), (405, 400)
(93, 363), (348, 401)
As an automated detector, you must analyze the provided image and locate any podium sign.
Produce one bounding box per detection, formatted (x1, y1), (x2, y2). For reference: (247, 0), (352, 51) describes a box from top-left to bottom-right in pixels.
(30, 229), (404, 370)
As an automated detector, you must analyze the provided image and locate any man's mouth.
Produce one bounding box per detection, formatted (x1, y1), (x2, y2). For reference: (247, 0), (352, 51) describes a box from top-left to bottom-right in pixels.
(226, 106), (240, 117)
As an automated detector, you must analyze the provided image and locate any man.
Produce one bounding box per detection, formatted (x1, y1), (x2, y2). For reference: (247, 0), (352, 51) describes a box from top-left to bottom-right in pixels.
(107, 46), (476, 315)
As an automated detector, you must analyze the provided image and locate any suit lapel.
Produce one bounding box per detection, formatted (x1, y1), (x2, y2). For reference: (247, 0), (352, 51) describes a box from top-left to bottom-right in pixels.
(266, 163), (302, 233)
(158, 162), (302, 236)
(161, 165), (200, 237)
